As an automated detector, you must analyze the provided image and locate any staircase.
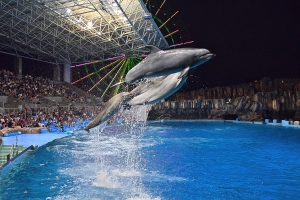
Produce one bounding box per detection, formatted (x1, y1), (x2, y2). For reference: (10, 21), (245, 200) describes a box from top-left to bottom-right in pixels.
(62, 82), (98, 104)
(1, 95), (21, 110)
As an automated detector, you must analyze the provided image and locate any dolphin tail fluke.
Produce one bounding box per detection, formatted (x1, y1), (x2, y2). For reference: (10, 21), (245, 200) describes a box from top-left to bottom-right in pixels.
(178, 67), (190, 79)
(111, 81), (125, 88)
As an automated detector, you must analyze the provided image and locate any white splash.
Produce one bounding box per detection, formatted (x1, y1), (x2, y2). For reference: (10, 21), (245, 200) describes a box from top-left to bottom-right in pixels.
(91, 104), (158, 199)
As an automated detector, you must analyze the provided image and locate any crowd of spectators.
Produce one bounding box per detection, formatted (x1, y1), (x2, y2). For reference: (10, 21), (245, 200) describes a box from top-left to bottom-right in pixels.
(0, 69), (98, 132)
(0, 108), (93, 131)
(0, 69), (92, 104)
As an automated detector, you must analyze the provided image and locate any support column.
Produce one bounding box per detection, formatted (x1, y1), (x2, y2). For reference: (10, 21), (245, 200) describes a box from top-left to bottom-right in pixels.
(14, 57), (22, 79)
(64, 63), (71, 83)
(53, 64), (61, 82)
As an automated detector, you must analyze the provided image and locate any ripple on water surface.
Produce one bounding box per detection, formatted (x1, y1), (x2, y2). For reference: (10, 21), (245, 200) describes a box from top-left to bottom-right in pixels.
(1, 121), (300, 199)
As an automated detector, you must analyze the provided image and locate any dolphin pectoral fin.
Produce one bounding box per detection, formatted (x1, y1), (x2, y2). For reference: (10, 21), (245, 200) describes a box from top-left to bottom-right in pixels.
(145, 45), (161, 54)
(144, 97), (152, 105)
(178, 67), (190, 79)
(175, 79), (182, 88)
(111, 82), (125, 88)
(176, 67), (190, 87)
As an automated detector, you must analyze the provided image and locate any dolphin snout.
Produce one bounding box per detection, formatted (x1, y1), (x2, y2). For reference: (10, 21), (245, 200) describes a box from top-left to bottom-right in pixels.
(202, 53), (216, 59)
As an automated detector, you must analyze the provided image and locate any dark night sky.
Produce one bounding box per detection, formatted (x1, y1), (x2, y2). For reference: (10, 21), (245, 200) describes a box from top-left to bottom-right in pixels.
(170, 0), (300, 89)
(0, 0), (300, 90)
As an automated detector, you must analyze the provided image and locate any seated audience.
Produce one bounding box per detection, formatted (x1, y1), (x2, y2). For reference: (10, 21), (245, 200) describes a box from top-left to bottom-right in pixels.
(0, 69), (98, 133)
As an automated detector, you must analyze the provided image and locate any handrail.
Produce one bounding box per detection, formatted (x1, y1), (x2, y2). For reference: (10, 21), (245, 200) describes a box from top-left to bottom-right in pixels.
(0, 108), (4, 115)
(61, 82), (97, 102)
(0, 144), (37, 172)
(9, 136), (18, 158)
(9, 144), (14, 159)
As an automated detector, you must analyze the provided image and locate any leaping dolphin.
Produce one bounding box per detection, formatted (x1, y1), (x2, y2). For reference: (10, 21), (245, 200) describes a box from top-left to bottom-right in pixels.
(84, 92), (132, 131)
(112, 45), (215, 87)
(127, 68), (189, 106)
(129, 76), (166, 96)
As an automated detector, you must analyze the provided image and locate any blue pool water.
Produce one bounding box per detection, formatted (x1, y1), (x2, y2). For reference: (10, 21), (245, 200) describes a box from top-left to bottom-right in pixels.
(1, 120), (300, 199)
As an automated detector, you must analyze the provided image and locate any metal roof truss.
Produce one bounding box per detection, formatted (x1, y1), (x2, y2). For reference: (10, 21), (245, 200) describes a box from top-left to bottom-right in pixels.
(0, 0), (169, 64)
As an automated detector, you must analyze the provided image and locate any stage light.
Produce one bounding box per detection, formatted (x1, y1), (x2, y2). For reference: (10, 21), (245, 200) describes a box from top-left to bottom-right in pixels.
(87, 21), (93, 29)
(66, 8), (71, 14)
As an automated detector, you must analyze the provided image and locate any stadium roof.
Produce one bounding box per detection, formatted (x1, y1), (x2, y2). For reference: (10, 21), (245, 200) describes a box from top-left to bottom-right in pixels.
(0, 0), (169, 64)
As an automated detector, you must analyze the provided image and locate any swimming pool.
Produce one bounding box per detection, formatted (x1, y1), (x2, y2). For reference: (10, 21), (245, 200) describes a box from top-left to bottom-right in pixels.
(0, 120), (300, 199)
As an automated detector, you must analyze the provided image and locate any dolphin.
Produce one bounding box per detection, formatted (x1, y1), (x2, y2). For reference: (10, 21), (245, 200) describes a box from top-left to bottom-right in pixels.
(129, 76), (166, 96)
(84, 92), (132, 131)
(127, 68), (189, 106)
(112, 45), (215, 87)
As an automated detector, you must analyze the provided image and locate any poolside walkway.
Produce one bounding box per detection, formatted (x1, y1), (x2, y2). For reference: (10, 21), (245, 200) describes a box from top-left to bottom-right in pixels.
(1, 120), (90, 148)
(2, 132), (70, 147)
(2, 119), (300, 148)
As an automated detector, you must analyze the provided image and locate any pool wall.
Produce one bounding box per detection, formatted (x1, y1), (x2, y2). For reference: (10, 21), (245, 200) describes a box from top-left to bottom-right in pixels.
(148, 119), (300, 128)
(0, 144), (37, 174)
(149, 78), (300, 122)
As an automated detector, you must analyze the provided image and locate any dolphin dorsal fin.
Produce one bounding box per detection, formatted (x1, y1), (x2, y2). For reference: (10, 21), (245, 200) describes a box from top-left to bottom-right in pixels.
(145, 45), (161, 54)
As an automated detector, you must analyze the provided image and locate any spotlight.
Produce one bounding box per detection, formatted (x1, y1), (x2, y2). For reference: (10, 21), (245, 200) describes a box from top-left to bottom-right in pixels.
(66, 8), (71, 14)
(87, 21), (93, 29)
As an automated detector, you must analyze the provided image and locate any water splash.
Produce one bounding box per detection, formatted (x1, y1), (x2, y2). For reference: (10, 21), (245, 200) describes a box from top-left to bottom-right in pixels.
(91, 104), (159, 199)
